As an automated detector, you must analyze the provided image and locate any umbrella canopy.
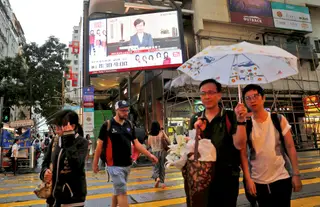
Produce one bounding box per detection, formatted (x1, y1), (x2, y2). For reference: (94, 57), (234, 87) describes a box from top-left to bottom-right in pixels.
(177, 42), (298, 85)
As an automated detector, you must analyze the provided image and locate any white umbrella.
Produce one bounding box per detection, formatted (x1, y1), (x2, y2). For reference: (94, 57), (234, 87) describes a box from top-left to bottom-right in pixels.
(177, 42), (299, 101)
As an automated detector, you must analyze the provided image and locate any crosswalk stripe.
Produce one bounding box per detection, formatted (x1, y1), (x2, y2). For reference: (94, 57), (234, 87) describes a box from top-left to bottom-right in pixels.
(2, 164), (319, 191)
(1, 156), (320, 206)
(1, 176), (320, 206)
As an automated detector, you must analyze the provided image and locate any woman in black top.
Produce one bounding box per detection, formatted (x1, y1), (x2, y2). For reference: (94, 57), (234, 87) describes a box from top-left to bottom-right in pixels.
(40, 110), (88, 207)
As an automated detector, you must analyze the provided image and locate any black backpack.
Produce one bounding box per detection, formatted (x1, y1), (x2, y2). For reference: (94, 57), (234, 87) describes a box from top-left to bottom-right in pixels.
(100, 119), (134, 164)
(5, 146), (13, 157)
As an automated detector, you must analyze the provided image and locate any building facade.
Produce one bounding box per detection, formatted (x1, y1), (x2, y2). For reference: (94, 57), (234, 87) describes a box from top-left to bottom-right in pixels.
(0, 0), (25, 58)
(65, 21), (82, 105)
(0, 0), (26, 123)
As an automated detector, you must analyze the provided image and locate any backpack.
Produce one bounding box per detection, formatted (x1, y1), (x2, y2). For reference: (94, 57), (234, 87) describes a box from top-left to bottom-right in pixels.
(5, 146), (13, 157)
(100, 119), (134, 164)
(246, 113), (292, 174)
(44, 138), (50, 147)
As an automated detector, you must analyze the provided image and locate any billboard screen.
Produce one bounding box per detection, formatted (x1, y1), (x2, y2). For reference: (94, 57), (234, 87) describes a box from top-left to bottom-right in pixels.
(89, 10), (183, 74)
(228, 0), (274, 27)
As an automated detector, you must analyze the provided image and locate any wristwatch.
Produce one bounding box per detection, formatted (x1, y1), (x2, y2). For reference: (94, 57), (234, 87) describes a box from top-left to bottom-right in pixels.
(237, 121), (246, 125)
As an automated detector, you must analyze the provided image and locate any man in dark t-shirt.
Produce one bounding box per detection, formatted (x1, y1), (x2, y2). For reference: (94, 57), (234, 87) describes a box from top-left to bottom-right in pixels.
(93, 100), (158, 207)
(188, 79), (247, 207)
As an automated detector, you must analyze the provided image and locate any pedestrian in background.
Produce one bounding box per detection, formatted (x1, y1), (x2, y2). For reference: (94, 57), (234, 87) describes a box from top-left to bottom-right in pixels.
(11, 138), (20, 175)
(148, 121), (170, 188)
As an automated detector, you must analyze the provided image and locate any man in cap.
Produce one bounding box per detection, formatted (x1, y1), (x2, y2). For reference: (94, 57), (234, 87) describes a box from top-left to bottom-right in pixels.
(93, 100), (158, 207)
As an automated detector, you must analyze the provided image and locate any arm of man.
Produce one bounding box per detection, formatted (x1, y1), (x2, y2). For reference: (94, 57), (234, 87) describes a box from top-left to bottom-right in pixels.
(92, 123), (107, 173)
(281, 116), (302, 192)
(233, 103), (248, 150)
(240, 147), (256, 196)
(232, 125), (247, 150)
(133, 139), (157, 164)
(93, 139), (103, 173)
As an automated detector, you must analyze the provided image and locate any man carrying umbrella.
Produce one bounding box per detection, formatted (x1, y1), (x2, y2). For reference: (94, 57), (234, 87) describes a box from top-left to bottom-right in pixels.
(242, 84), (302, 207)
(189, 78), (247, 206)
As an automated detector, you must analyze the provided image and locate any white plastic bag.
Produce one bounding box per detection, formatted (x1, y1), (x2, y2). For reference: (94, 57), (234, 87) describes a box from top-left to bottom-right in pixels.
(185, 139), (216, 162)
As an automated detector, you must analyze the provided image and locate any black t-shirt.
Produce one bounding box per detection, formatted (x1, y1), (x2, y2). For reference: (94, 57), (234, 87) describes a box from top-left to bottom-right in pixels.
(98, 118), (136, 167)
(189, 109), (240, 175)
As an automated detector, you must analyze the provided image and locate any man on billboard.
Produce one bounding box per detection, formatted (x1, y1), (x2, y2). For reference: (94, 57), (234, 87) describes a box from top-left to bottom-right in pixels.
(129, 19), (154, 48)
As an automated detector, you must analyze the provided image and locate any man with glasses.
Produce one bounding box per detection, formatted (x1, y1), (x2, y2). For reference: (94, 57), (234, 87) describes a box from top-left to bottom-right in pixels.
(189, 79), (247, 206)
(242, 84), (302, 207)
(93, 100), (158, 207)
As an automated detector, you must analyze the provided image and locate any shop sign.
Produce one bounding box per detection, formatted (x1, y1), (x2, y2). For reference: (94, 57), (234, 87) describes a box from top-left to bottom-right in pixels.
(271, 2), (312, 32)
(228, 0), (274, 27)
(9, 119), (34, 128)
(303, 95), (320, 110)
(83, 87), (95, 136)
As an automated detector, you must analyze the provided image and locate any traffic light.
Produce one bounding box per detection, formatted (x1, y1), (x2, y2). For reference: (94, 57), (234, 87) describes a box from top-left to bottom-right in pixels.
(2, 107), (10, 123)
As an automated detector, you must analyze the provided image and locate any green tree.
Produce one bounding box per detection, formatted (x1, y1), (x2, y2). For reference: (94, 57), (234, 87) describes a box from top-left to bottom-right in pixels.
(0, 36), (70, 120)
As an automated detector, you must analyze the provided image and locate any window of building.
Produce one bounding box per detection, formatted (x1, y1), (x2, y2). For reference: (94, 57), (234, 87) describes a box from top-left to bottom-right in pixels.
(74, 30), (78, 34)
(74, 60), (78, 65)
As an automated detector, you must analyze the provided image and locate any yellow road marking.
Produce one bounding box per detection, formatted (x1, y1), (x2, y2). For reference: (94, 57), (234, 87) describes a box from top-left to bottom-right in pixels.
(291, 196), (320, 207)
(0, 184), (185, 207)
(1, 177), (320, 206)
(2, 167), (320, 192)
(299, 161), (320, 166)
(1, 171), (182, 186)
(130, 197), (186, 207)
(0, 177), (184, 198)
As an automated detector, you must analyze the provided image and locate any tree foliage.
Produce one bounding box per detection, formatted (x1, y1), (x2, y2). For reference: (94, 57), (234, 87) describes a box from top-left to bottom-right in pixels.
(0, 36), (70, 120)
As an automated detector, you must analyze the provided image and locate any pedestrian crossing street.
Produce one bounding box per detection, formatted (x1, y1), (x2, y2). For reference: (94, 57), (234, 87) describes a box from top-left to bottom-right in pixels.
(1, 152), (320, 206)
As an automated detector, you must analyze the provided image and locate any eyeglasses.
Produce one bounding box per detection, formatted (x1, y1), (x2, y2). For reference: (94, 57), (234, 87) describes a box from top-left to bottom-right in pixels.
(118, 109), (130, 113)
(200, 91), (218, 96)
(245, 93), (261, 101)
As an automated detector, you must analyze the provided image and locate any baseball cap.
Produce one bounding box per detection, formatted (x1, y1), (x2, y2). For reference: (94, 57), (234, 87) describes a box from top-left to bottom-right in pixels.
(115, 100), (129, 110)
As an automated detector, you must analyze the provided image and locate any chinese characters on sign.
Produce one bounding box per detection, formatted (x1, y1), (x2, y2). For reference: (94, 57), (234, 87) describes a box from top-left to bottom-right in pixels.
(271, 2), (312, 32)
(83, 87), (95, 138)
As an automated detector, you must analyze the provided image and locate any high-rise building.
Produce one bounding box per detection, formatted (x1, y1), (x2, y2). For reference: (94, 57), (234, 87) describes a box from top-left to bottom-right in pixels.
(64, 19), (82, 105)
(0, 0), (25, 58)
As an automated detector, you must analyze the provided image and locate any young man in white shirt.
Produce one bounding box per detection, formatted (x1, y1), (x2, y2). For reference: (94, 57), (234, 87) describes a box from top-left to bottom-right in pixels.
(11, 138), (20, 175)
(242, 84), (302, 207)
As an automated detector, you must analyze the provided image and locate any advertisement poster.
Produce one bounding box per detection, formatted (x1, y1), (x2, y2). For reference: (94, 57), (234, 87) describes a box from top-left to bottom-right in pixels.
(83, 87), (94, 137)
(89, 11), (183, 74)
(228, 0), (274, 27)
(1, 129), (31, 147)
(271, 2), (312, 32)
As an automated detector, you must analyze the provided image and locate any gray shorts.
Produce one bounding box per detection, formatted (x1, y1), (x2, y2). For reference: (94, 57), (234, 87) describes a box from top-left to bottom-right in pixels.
(107, 166), (131, 195)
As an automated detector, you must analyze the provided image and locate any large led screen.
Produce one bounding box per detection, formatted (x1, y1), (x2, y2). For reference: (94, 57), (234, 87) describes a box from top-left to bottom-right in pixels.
(89, 10), (183, 74)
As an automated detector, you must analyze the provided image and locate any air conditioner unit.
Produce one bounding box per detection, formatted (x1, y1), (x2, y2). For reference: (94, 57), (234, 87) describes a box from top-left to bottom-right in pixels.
(308, 37), (320, 53)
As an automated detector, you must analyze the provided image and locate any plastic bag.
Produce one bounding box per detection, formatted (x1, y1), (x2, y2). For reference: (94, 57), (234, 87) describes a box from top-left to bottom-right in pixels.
(186, 139), (216, 162)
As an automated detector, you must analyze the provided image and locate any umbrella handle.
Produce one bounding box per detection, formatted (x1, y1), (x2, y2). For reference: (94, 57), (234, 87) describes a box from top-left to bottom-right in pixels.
(194, 127), (201, 161)
(238, 85), (242, 104)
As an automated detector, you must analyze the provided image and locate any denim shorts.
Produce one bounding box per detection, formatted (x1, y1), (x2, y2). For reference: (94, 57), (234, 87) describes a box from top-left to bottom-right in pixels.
(107, 166), (131, 195)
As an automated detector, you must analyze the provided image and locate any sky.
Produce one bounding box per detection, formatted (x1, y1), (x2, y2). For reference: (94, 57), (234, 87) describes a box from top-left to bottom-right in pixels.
(9, 0), (83, 46)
